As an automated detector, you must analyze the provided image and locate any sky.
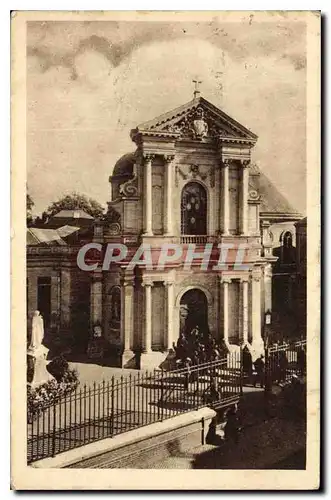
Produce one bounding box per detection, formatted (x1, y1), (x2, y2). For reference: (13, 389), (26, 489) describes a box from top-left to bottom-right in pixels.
(27, 13), (307, 216)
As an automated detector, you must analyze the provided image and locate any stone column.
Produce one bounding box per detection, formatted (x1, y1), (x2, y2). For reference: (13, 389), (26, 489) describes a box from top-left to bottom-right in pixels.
(241, 277), (249, 345)
(164, 154), (175, 236)
(164, 280), (174, 350)
(251, 269), (263, 350)
(120, 274), (135, 366)
(90, 269), (103, 327)
(142, 280), (153, 353)
(261, 220), (272, 258)
(143, 154), (154, 236)
(221, 160), (230, 235)
(221, 277), (231, 346)
(122, 275), (135, 352)
(241, 160), (250, 235)
(264, 263), (272, 312)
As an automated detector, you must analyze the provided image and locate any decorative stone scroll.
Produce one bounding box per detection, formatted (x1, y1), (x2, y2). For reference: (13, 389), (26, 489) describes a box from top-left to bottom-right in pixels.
(108, 223), (121, 236)
(119, 163), (138, 197)
(104, 205), (122, 235)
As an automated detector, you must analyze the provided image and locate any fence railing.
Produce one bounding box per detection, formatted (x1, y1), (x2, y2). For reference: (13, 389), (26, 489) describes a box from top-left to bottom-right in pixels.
(180, 235), (210, 244)
(27, 354), (241, 464)
(265, 339), (306, 387)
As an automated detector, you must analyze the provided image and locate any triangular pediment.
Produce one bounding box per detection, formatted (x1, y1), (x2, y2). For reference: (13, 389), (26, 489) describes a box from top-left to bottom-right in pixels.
(133, 97), (257, 143)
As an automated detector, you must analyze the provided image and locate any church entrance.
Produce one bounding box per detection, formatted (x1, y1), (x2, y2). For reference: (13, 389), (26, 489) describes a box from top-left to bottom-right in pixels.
(179, 288), (209, 338)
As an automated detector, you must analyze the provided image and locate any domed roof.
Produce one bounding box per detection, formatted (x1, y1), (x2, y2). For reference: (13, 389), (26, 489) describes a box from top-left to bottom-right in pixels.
(112, 152), (136, 178)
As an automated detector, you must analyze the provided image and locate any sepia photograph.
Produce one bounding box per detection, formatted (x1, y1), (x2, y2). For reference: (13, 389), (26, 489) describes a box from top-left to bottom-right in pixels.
(11, 10), (320, 490)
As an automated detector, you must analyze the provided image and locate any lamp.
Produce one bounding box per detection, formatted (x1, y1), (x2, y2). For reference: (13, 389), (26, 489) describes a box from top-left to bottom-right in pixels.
(264, 309), (272, 348)
(265, 309), (272, 325)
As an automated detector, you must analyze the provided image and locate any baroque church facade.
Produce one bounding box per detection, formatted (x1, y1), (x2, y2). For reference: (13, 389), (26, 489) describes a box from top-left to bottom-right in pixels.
(90, 92), (301, 369)
(27, 91), (303, 369)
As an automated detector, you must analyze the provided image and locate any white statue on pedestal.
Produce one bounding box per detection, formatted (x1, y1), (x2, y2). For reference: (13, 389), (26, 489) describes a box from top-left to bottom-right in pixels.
(28, 310), (45, 355)
(27, 310), (54, 387)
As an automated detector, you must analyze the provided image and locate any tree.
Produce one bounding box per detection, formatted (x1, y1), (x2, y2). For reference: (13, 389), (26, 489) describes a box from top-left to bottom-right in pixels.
(46, 192), (105, 219)
(26, 191), (34, 226)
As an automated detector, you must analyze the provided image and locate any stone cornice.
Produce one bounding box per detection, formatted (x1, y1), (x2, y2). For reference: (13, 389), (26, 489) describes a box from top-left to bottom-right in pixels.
(218, 136), (257, 147)
(132, 130), (256, 148)
(260, 212), (303, 223)
(131, 128), (180, 145)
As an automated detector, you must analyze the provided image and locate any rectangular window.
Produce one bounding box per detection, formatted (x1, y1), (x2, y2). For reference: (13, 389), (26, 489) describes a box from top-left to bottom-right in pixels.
(37, 277), (51, 328)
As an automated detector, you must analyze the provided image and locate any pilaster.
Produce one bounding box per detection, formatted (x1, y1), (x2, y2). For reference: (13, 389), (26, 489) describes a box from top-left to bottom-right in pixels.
(251, 268), (263, 353)
(240, 276), (249, 346)
(163, 154), (175, 236)
(51, 274), (60, 331)
(164, 279), (175, 350)
(220, 276), (232, 348)
(240, 160), (250, 235)
(90, 269), (103, 328)
(220, 159), (230, 235)
(120, 272), (136, 367)
(143, 154), (155, 236)
(142, 278), (153, 353)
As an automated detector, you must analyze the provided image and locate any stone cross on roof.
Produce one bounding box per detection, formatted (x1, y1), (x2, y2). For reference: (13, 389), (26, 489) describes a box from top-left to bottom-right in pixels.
(192, 79), (202, 99)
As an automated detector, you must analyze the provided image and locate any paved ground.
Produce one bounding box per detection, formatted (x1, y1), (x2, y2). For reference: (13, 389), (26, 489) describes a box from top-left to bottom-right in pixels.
(68, 361), (140, 385)
(44, 361), (305, 470)
(151, 388), (306, 470)
(151, 417), (305, 469)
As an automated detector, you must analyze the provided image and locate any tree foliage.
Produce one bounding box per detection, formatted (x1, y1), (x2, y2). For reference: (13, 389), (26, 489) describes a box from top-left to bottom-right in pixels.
(26, 191), (34, 226)
(46, 192), (105, 219)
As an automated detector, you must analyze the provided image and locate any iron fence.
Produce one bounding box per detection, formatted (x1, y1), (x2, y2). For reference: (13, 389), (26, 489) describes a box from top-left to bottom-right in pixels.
(27, 354), (241, 464)
(265, 339), (307, 386)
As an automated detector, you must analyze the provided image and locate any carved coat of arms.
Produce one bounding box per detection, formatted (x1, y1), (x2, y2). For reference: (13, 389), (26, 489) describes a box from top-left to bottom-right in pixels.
(191, 108), (208, 139)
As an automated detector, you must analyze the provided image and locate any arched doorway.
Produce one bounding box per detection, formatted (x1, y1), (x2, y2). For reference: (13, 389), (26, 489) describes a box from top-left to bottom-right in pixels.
(279, 230), (296, 265)
(181, 182), (207, 235)
(179, 288), (209, 338)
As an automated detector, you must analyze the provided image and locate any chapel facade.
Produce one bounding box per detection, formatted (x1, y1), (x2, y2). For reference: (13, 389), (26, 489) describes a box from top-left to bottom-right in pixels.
(95, 92), (280, 369)
(27, 92), (303, 369)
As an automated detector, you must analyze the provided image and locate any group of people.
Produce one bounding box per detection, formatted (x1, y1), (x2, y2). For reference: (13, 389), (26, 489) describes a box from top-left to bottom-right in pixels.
(172, 325), (228, 368)
(242, 346), (266, 388)
(243, 344), (306, 387)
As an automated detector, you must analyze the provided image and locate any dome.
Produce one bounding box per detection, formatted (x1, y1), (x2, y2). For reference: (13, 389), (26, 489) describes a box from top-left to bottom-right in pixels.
(112, 152), (136, 178)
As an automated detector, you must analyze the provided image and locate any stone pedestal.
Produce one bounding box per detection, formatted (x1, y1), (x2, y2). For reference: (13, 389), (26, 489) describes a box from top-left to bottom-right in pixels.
(27, 345), (54, 388)
(140, 351), (168, 371)
(121, 349), (136, 369)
